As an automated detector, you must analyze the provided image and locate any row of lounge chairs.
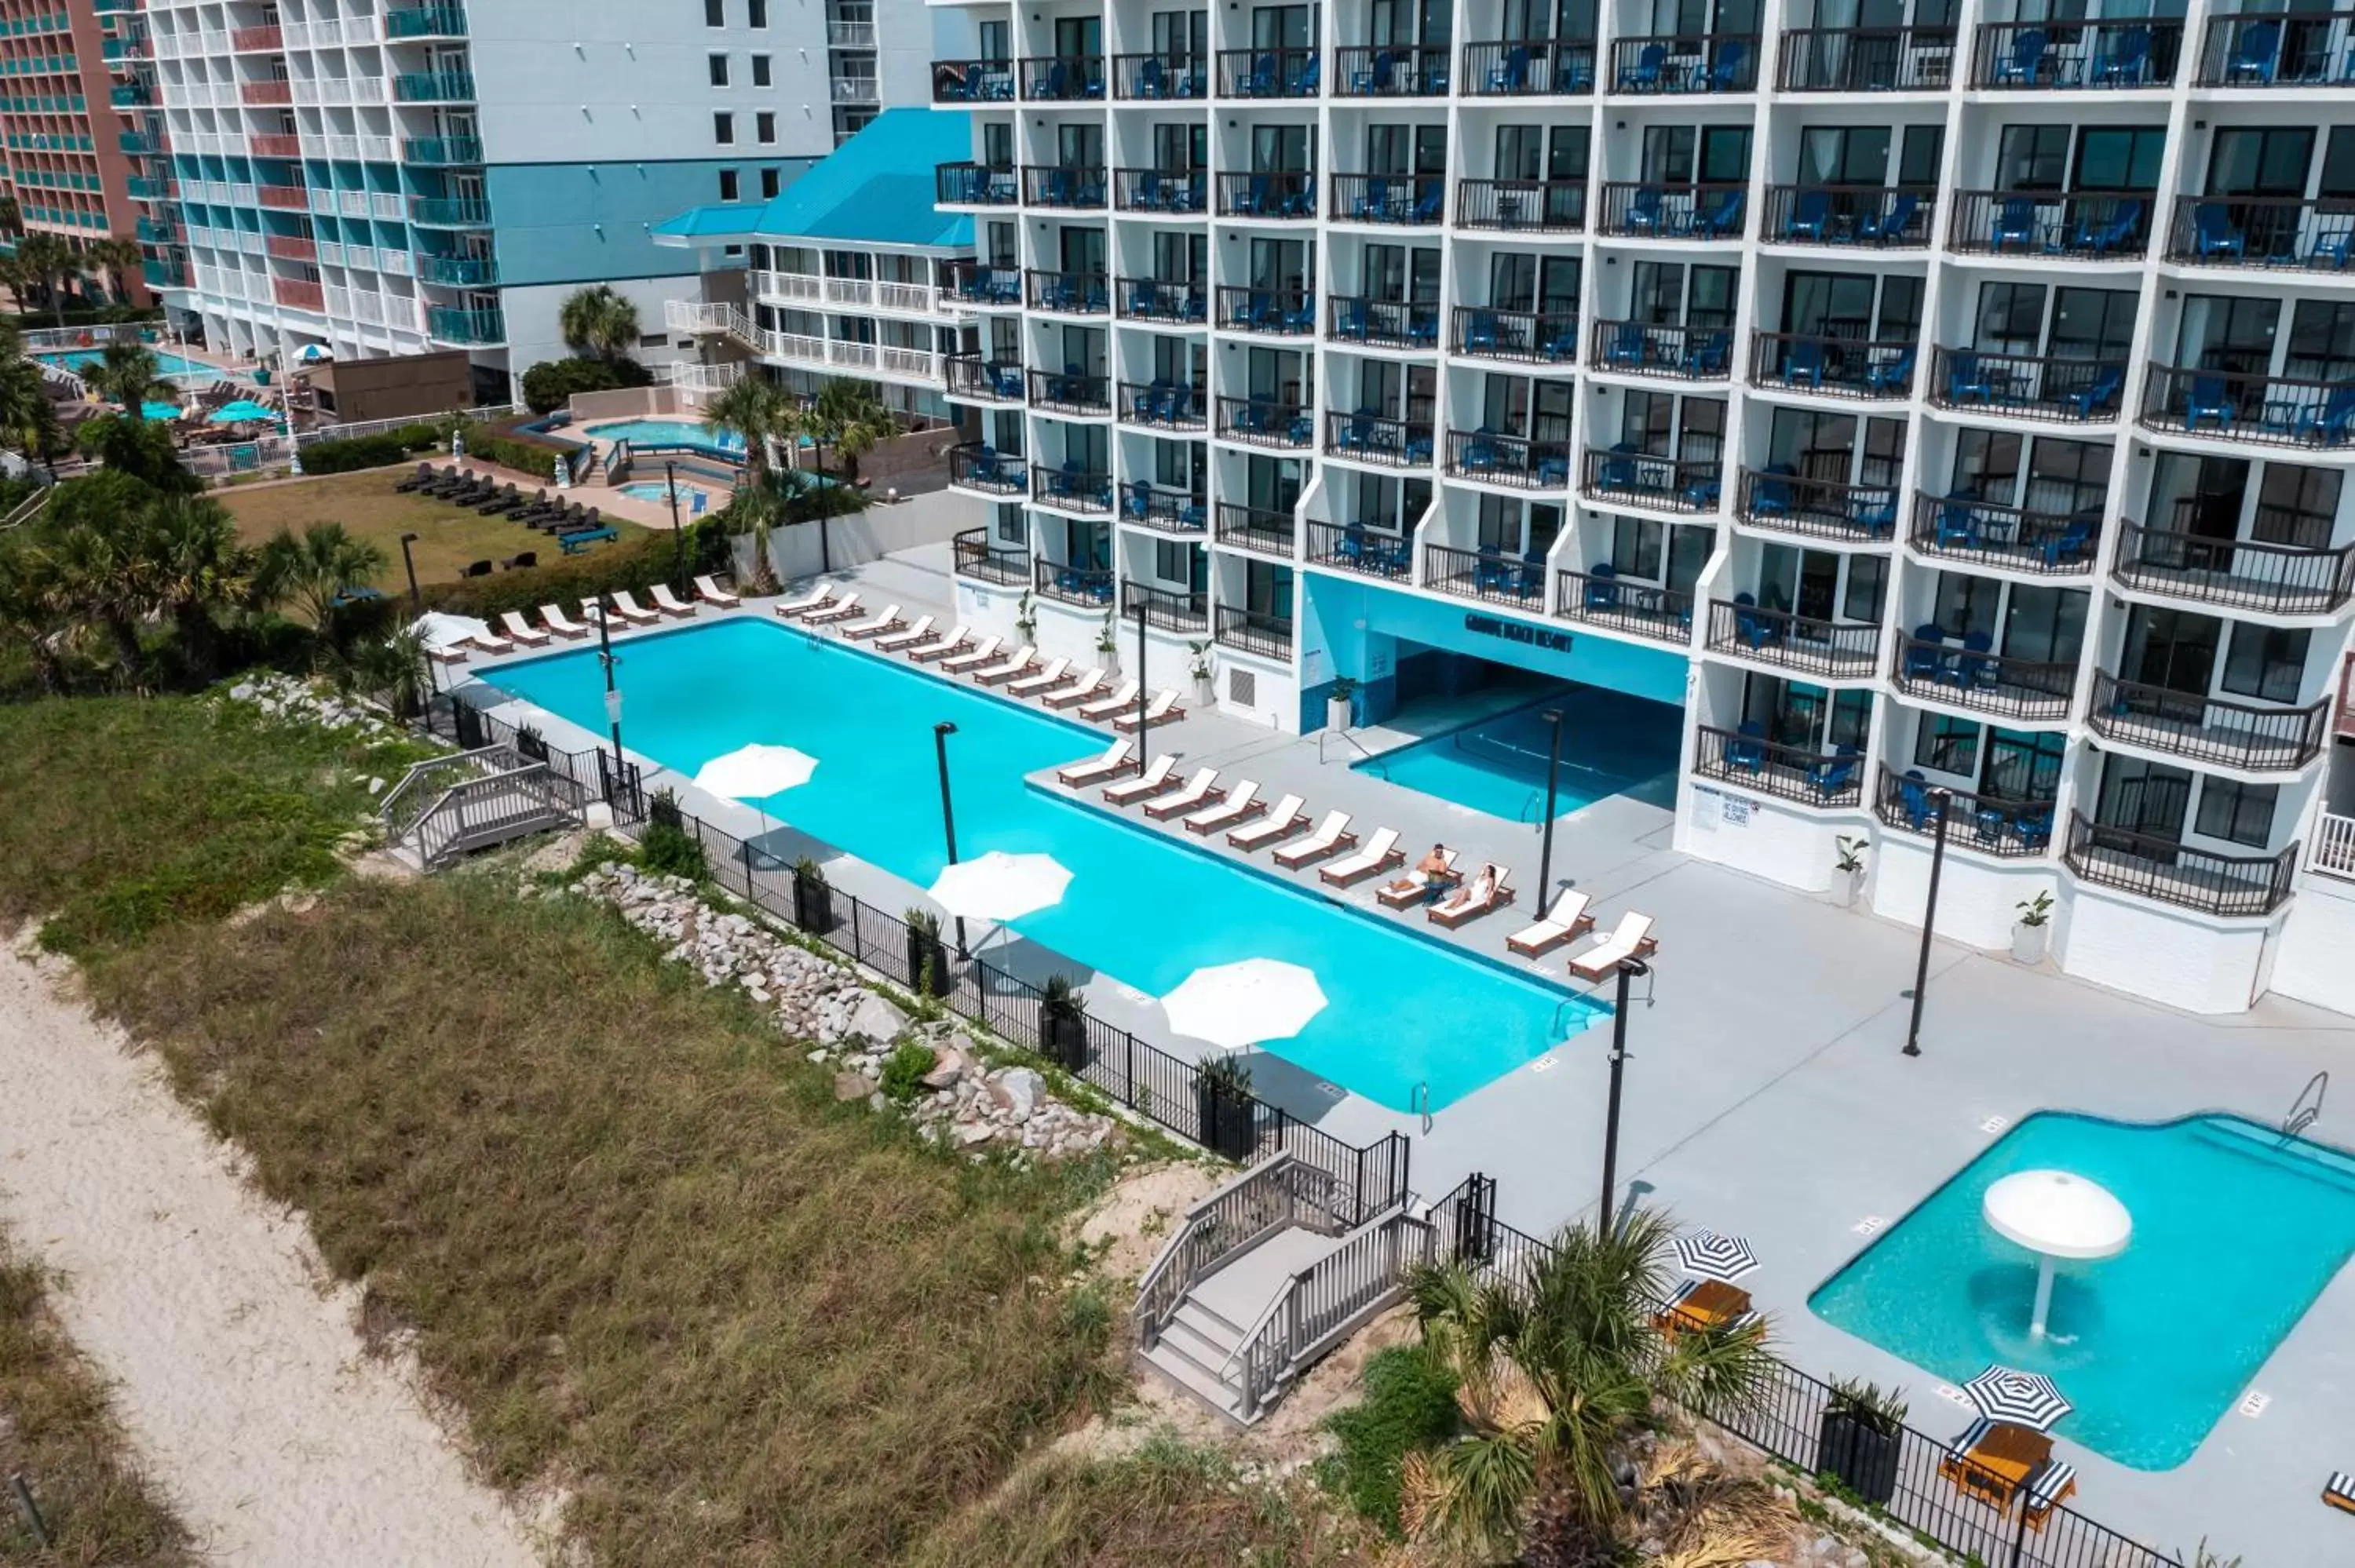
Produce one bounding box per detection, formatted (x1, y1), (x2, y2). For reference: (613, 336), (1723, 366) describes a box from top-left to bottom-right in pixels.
(393, 464), (619, 552)
(426, 576), (742, 662)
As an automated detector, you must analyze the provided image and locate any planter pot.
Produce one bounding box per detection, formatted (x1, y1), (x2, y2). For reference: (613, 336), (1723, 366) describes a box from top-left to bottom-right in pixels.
(515, 730), (549, 764)
(791, 870), (836, 935)
(1041, 1005), (1090, 1071)
(1192, 674), (1216, 707)
(1815, 1410), (1900, 1507)
(1831, 866), (1861, 909)
(1326, 694), (1353, 731)
(2012, 920), (2050, 965)
(1196, 1078), (1258, 1160)
(906, 929), (952, 998)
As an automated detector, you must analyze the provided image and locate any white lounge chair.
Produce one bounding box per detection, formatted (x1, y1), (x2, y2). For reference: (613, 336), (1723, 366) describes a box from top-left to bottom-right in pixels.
(1101, 754), (1178, 805)
(1506, 890), (1596, 958)
(1318, 827), (1404, 887)
(1377, 848), (1459, 910)
(1003, 655), (1072, 696)
(648, 583), (699, 618)
(840, 603), (904, 640)
(871, 614), (936, 652)
(465, 629), (513, 655)
(579, 596), (612, 629)
(1272, 811), (1356, 869)
(1056, 738), (1134, 786)
(1112, 687), (1185, 732)
(1183, 781), (1261, 836)
(539, 603), (590, 640)
(1228, 793), (1308, 850)
(1040, 667), (1108, 709)
(426, 642), (469, 665)
(1429, 863), (1514, 928)
(936, 635), (1006, 674)
(608, 589), (661, 625)
(906, 624), (972, 662)
(1568, 911), (1658, 982)
(972, 645), (1036, 684)
(498, 610), (550, 647)
(1142, 768), (1222, 821)
(773, 582), (835, 619)
(1075, 680), (1141, 720)
(694, 573), (740, 607)
(803, 590), (864, 625)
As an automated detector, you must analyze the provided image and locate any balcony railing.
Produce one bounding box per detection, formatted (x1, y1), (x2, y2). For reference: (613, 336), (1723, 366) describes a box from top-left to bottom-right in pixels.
(2317, 811), (2355, 881)
(1325, 410), (1435, 466)
(1122, 580), (1209, 632)
(1423, 541), (1549, 605)
(2113, 521), (2355, 614)
(1022, 164), (1107, 208)
(1462, 38), (1597, 94)
(1595, 181), (1748, 239)
(392, 70), (475, 101)
(932, 58), (1015, 101)
(1454, 177), (1586, 233)
(242, 80), (293, 104)
(1908, 492), (2101, 574)
(1214, 502), (1296, 557)
(1776, 26), (1957, 90)
(1762, 184), (1934, 247)
(1451, 305), (1579, 365)
(1444, 428), (1573, 488)
(947, 443), (1028, 494)
(2193, 12), (2355, 87)
(1609, 33), (1760, 91)
(1024, 268), (1110, 314)
(426, 305), (504, 345)
(1737, 468), (1901, 542)
(1034, 559), (1117, 607)
(1334, 43), (1450, 95)
(1216, 604), (1294, 658)
(945, 354), (1026, 403)
(1216, 170), (1316, 218)
(141, 259), (188, 290)
(1217, 285), (1315, 334)
(2164, 195), (2355, 270)
(1330, 295), (1441, 349)
(1590, 319), (1735, 380)
(264, 234), (316, 263)
(1331, 173), (1445, 224)
(945, 262), (1024, 307)
(1113, 167), (1207, 213)
(410, 196), (491, 228)
(1217, 397), (1314, 447)
(935, 162), (1018, 206)
(1891, 632), (2078, 720)
(1970, 19), (2183, 87)
(1694, 725), (1867, 807)
(384, 3), (468, 38)
(1119, 380), (1207, 430)
(1116, 277), (1206, 323)
(1112, 52), (1209, 99)
(1119, 483), (1208, 533)
(2064, 811), (2298, 917)
(1032, 466), (1114, 514)
(953, 527), (1031, 587)
(1555, 567), (1693, 644)
(272, 277), (326, 312)
(404, 134), (483, 165)
(1217, 46), (1320, 96)
(1582, 448), (1723, 512)
(1878, 771), (2056, 858)
(1705, 597), (1880, 677)
(2088, 671), (2330, 771)
(2138, 363), (2355, 447)
(257, 184), (309, 210)
(1930, 348), (2129, 423)
(1019, 54), (1106, 100)
(1748, 332), (1917, 399)
(1027, 366), (1111, 415)
(1947, 189), (2152, 259)
(1305, 520), (1411, 577)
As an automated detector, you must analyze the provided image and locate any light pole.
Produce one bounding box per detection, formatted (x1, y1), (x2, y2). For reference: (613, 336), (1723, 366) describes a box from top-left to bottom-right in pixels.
(933, 720), (968, 959)
(1536, 708), (1565, 906)
(664, 458), (687, 596)
(594, 594), (624, 789)
(397, 531), (421, 611)
(1597, 956), (1648, 1237)
(1134, 596), (1150, 741)
(1903, 786), (1953, 1058)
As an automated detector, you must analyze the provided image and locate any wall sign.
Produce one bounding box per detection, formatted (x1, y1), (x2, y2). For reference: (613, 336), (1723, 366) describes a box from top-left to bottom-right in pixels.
(1462, 612), (1574, 654)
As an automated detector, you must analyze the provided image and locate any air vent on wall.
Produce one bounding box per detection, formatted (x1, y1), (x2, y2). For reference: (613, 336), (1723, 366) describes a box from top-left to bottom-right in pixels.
(1227, 668), (1255, 707)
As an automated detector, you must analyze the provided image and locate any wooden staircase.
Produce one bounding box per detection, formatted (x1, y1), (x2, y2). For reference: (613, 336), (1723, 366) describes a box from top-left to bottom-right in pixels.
(379, 745), (583, 869)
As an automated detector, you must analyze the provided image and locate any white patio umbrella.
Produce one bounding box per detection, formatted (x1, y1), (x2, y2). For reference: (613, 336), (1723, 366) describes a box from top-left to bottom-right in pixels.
(692, 742), (819, 800)
(1161, 958), (1327, 1052)
(927, 850), (1073, 924)
(1983, 1169), (2130, 1339)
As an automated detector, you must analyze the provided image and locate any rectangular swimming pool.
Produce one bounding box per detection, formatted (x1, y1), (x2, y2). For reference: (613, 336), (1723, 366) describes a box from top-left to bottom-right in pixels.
(485, 618), (1607, 1110)
(38, 348), (223, 383)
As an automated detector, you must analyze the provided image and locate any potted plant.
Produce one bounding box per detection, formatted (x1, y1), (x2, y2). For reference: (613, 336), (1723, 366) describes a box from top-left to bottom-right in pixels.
(1186, 639), (1214, 704)
(1095, 608), (1120, 676)
(1013, 589), (1038, 647)
(1831, 834), (1867, 909)
(1326, 675), (1358, 733)
(514, 723), (549, 764)
(1039, 972), (1090, 1070)
(1816, 1377), (1907, 1507)
(2014, 890), (2054, 965)
(791, 855), (835, 934)
(904, 907), (952, 998)
(1193, 1055), (1258, 1161)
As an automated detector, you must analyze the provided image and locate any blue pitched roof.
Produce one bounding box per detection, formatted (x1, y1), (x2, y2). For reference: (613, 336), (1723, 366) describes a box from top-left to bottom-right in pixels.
(653, 109), (974, 251)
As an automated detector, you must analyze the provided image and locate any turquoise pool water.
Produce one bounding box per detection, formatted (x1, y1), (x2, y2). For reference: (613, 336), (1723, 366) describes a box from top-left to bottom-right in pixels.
(39, 348), (221, 382)
(1810, 1112), (2355, 1469)
(1357, 686), (1685, 823)
(620, 480), (706, 505)
(588, 418), (747, 461)
(487, 618), (1606, 1110)
(206, 399), (277, 424)
(139, 400), (182, 421)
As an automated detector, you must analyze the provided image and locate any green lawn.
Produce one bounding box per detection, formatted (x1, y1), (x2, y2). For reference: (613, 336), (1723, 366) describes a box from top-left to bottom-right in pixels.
(221, 469), (566, 587)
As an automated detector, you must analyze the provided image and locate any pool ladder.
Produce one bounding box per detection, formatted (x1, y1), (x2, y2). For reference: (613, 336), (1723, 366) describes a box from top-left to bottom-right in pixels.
(2283, 1071), (2328, 1142)
(1412, 1081), (1433, 1133)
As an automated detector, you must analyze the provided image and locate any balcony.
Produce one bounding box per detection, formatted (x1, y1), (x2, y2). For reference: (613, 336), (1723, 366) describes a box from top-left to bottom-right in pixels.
(1331, 173), (1444, 225)
(2112, 521), (2355, 615)
(1217, 46), (1320, 97)
(2164, 195), (2355, 270)
(258, 184), (308, 210)
(427, 305), (505, 345)
(1693, 725), (1866, 807)
(1749, 332), (1917, 399)
(2193, 12), (2355, 87)
(411, 196), (491, 228)
(1021, 164), (1106, 210)
(1122, 580), (1208, 632)
(1019, 55), (1105, 100)
(141, 258), (188, 290)
(945, 354), (1025, 403)
(1305, 520), (1410, 578)
(1451, 305), (1579, 366)
(1334, 44), (1450, 96)
(1217, 285), (1314, 334)
(2319, 808), (2355, 879)
(1112, 52), (1208, 99)
(1582, 448), (1722, 512)
(1891, 632), (2077, 720)
(229, 23), (283, 49)
(1590, 319), (1733, 381)
(1737, 469), (1900, 542)
(1422, 542), (1548, 606)
(1454, 177), (1586, 234)
(248, 133), (301, 159)
(392, 70), (475, 102)
(1761, 184), (1933, 248)
(1877, 771), (2056, 858)
(101, 37), (147, 60)
(933, 58), (1015, 101)
(1325, 410), (1434, 466)
(1909, 493), (2101, 574)
(935, 163), (1017, 207)
(1034, 558), (1116, 607)
(1115, 276), (1206, 324)
(944, 261), (1023, 307)
(1930, 349), (2128, 423)
(1555, 567), (1693, 644)
(1215, 604), (1294, 658)
(1705, 598), (1879, 678)
(135, 216), (179, 244)
(126, 177), (173, 201)
(1027, 366), (1111, 416)
(415, 253), (498, 287)
(385, 4), (469, 38)
(1113, 167), (1206, 213)
(953, 528), (1031, 587)
(1970, 19), (2182, 88)
(2138, 363), (2355, 447)
(272, 276), (325, 311)
(947, 443), (1028, 495)
(1031, 465), (1114, 515)
(1462, 38), (1597, 95)
(111, 83), (152, 108)
(2088, 672), (2330, 771)
(242, 79), (294, 104)
(1214, 503), (1295, 558)
(264, 234), (316, 263)
(1119, 482), (1208, 533)
(1216, 170), (1316, 219)
(1946, 190), (2152, 260)
(1776, 26), (1956, 90)
(1444, 428), (1572, 489)
(1024, 268), (1109, 314)
(1594, 181), (1747, 239)
(1608, 34), (1760, 92)
(1118, 380), (1206, 431)
(119, 131), (164, 155)
(404, 135), (484, 165)
(2064, 812), (2298, 917)
(1330, 295), (1440, 349)
(1218, 397), (1315, 448)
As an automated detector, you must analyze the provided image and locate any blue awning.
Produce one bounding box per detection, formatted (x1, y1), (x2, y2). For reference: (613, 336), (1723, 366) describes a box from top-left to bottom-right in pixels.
(654, 108), (975, 253)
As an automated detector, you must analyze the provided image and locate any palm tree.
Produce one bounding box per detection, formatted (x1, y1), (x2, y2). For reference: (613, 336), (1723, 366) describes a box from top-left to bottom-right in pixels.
(797, 379), (896, 572)
(139, 494), (253, 680)
(0, 351), (60, 479)
(11, 233), (77, 328)
(83, 339), (176, 421)
(0, 195), (23, 239)
(557, 284), (641, 361)
(706, 376), (793, 593)
(0, 538), (68, 693)
(257, 520), (388, 649)
(88, 236), (144, 304)
(1400, 1208), (1779, 1561)
(44, 510), (154, 679)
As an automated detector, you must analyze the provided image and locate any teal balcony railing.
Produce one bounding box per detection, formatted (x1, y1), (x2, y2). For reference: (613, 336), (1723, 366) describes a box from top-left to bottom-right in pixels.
(108, 82), (148, 106)
(416, 253), (496, 286)
(135, 215), (176, 243)
(385, 4), (469, 37)
(141, 257), (186, 288)
(411, 195), (491, 226)
(117, 129), (158, 154)
(403, 134), (482, 165)
(125, 175), (170, 199)
(427, 304), (505, 345)
(100, 36), (145, 61)
(392, 69), (475, 101)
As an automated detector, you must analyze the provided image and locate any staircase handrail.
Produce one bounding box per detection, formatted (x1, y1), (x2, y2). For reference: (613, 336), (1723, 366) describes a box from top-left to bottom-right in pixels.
(379, 745), (520, 845)
(1134, 1152), (1301, 1340)
(411, 763), (571, 866)
(1225, 1200), (1426, 1419)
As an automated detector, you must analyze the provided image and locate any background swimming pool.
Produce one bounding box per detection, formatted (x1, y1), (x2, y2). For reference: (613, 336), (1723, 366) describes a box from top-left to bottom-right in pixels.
(1358, 686), (1684, 822)
(39, 348), (222, 383)
(487, 618), (1605, 1110)
(1809, 1112), (2355, 1469)
(588, 419), (747, 461)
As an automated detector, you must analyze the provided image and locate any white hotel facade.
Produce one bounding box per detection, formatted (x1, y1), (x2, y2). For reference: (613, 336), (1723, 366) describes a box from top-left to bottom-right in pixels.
(923, 0), (2355, 1017)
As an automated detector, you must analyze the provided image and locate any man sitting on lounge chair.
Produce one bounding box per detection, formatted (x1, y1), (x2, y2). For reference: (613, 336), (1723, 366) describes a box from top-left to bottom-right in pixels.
(1414, 843), (1456, 904)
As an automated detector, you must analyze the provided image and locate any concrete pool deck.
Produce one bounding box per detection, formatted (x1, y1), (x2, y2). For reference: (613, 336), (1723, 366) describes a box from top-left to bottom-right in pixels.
(451, 549), (2355, 1564)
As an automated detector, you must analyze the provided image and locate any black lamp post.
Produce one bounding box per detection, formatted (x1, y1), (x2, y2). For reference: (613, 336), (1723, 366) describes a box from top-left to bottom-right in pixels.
(1903, 786), (1953, 1058)
(1134, 596), (1149, 741)
(1536, 708), (1565, 905)
(933, 720), (967, 959)
(1597, 956), (1648, 1237)
(397, 531), (421, 611)
(664, 459), (687, 596)
(594, 594), (623, 784)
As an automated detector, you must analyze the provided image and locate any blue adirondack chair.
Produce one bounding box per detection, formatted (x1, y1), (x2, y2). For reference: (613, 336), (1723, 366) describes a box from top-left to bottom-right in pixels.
(1903, 625), (1947, 680)
(1936, 493), (1981, 549)
(2184, 373), (2234, 429)
(1243, 52), (1277, 94)
(1692, 188), (1745, 238)
(1353, 175), (1390, 221)
(1992, 195), (2038, 250)
(1727, 720), (1768, 771)
(1138, 57), (1168, 97)
(1949, 629), (1995, 688)
(1607, 321), (1648, 368)
(1280, 174), (1316, 216)
(2193, 202), (2247, 258)
(1732, 591), (1776, 647)
(2298, 385), (2355, 443)
(1535, 450), (1570, 484)
(1783, 337), (1826, 387)
(1947, 352), (1995, 403)
(2073, 197), (2142, 254)
(1124, 480), (1152, 520)
(2312, 224), (2355, 269)
(1584, 561), (1620, 611)
(1459, 436), (1497, 472)
(1597, 449), (1638, 491)
(1541, 319), (1579, 359)
(2042, 512), (2096, 567)
(1351, 46), (1397, 95)
(1994, 27), (2048, 85)
(1334, 296), (1369, 341)
(1287, 53), (1320, 93)
(1462, 309), (1499, 353)
(1849, 490), (1898, 536)
(1683, 470), (1723, 509)
(1489, 44), (1531, 91)
(1810, 746), (1860, 800)
(1707, 40), (1747, 91)
(1868, 347), (1916, 395)
(1619, 41), (1667, 90)
(1626, 184), (1667, 235)
(2064, 364), (2125, 419)
(1408, 182), (1444, 222)
(1785, 188), (1832, 241)
(2089, 27), (2151, 86)
(1860, 191), (1919, 244)
(1686, 330), (1731, 375)
(1900, 770), (1937, 830)
(2225, 19), (2281, 84)
(2016, 804), (2056, 851)
(1751, 463), (1795, 516)
(1338, 521), (1368, 565)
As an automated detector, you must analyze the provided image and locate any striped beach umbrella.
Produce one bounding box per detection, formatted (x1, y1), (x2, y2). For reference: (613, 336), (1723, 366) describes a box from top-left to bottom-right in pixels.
(1961, 1365), (2072, 1431)
(1674, 1230), (1762, 1283)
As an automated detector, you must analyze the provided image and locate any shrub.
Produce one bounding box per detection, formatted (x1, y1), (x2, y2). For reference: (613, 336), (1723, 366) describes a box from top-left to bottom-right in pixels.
(880, 1039), (937, 1103)
(1320, 1344), (1462, 1535)
(298, 421), (447, 475)
(639, 822), (707, 881)
(520, 356), (653, 416)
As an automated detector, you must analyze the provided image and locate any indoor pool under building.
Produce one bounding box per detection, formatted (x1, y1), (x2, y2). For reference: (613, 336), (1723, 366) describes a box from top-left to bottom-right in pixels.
(1356, 686), (1685, 822)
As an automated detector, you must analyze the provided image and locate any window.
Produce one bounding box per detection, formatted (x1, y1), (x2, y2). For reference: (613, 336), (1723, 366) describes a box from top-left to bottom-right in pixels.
(760, 166), (780, 199)
(717, 168), (739, 201)
(2221, 622), (2309, 703)
(2072, 127), (2165, 192)
(1914, 714), (1979, 776)
(714, 111), (735, 144)
(2196, 777), (2278, 848)
(705, 0), (723, 24)
(708, 53), (729, 86)
(749, 0), (768, 24)
(751, 53), (772, 86)
(756, 111), (776, 144)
